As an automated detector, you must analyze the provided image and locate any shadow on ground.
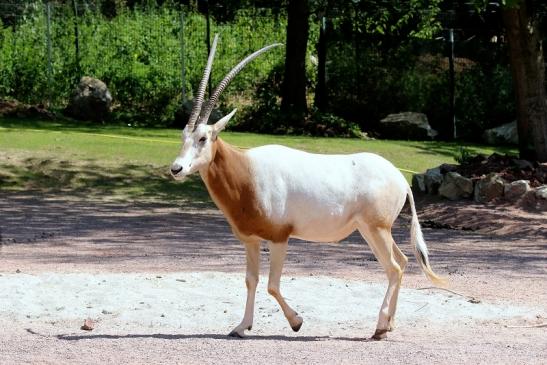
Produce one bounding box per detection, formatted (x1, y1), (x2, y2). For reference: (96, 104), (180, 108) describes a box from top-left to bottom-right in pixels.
(54, 332), (374, 343)
(1, 191), (545, 279)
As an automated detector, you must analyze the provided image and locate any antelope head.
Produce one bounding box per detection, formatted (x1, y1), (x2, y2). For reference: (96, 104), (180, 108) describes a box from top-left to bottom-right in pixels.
(170, 35), (282, 180)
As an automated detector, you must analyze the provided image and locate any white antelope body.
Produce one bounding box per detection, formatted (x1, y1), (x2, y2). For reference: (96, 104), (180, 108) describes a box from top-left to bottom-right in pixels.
(171, 35), (444, 340)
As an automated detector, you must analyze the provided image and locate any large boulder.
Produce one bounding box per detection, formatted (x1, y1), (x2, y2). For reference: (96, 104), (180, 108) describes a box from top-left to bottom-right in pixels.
(65, 77), (112, 122)
(504, 180), (531, 201)
(424, 167), (443, 194)
(535, 185), (547, 200)
(482, 121), (518, 145)
(379, 112), (438, 140)
(474, 173), (506, 203)
(412, 173), (426, 193)
(439, 172), (474, 200)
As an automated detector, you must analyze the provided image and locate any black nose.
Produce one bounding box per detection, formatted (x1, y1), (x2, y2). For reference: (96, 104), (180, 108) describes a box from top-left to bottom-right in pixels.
(171, 164), (183, 175)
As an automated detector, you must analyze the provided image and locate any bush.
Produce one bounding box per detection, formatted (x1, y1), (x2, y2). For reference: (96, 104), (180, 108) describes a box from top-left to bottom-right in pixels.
(455, 64), (514, 140)
(0, 3), (285, 125)
(236, 64), (362, 137)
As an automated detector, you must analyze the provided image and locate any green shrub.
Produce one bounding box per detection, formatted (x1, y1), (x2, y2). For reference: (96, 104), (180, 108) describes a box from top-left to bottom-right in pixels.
(0, 3), (285, 125)
(455, 63), (514, 140)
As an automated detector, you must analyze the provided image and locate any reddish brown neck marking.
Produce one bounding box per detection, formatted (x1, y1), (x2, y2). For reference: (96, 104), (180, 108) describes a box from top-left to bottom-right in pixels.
(200, 138), (292, 242)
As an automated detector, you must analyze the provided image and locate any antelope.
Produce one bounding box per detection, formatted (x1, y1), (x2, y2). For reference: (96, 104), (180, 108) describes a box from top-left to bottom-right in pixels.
(170, 35), (445, 340)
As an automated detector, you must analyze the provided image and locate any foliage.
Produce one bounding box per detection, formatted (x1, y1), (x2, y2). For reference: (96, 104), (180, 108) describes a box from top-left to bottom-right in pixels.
(235, 62), (360, 137)
(0, 0), (522, 141)
(454, 146), (477, 165)
(455, 63), (514, 140)
(0, 2), (285, 125)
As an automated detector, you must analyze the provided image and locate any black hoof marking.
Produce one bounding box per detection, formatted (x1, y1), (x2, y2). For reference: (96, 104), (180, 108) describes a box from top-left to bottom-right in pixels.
(228, 330), (244, 338)
(291, 321), (303, 332)
(371, 329), (388, 341)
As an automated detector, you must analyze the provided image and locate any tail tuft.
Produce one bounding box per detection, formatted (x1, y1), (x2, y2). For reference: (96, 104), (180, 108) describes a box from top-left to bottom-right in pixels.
(407, 187), (447, 287)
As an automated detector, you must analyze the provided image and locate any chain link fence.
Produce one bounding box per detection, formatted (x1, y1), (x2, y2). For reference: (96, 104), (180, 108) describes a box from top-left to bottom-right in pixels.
(0, 1), (286, 124)
(0, 1), (518, 137)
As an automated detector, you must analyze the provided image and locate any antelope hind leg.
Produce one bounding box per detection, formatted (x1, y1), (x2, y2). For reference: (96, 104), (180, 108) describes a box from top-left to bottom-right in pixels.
(267, 241), (303, 332)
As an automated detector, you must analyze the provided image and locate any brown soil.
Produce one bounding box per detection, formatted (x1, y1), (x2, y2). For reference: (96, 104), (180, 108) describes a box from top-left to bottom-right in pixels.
(415, 192), (547, 237)
(0, 99), (54, 120)
(0, 191), (546, 364)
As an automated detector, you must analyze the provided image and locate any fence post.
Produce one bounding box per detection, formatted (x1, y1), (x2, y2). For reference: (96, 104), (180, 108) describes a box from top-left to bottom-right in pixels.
(206, 1), (212, 96)
(448, 28), (456, 140)
(315, 15), (328, 111)
(45, 2), (53, 106)
(72, 0), (81, 77)
(180, 11), (186, 101)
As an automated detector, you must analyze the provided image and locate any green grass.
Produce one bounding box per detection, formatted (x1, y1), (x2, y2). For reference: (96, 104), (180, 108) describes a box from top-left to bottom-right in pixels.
(0, 118), (515, 204)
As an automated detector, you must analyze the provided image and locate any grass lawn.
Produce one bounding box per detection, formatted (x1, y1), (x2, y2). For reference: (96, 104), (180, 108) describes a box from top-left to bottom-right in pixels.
(0, 118), (515, 204)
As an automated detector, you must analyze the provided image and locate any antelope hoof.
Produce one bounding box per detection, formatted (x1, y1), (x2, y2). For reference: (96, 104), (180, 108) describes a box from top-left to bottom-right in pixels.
(228, 323), (252, 338)
(371, 329), (388, 341)
(228, 329), (245, 338)
(290, 315), (304, 332)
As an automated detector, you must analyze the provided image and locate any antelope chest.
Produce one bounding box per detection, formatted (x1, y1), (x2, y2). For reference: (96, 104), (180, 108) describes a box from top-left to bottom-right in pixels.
(201, 140), (293, 243)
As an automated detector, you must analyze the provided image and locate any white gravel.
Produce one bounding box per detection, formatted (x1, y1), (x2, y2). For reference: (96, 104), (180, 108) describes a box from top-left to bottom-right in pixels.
(0, 272), (539, 337)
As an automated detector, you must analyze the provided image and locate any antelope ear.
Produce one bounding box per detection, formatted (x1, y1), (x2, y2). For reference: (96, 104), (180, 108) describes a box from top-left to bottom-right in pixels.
(212, 109), (237, 138)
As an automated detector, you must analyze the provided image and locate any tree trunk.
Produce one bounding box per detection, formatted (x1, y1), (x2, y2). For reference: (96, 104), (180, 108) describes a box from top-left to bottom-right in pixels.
(502, 1), (547, 162)
(281, 0), (309, 122)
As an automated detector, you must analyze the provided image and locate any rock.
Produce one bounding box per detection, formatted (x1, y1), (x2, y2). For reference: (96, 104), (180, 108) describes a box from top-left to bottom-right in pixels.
(439, 172), (474, 200)
(482, 121), (518, 145)
(0, 99), (54, 119)
(474, 173), (506, 203)
(81, 318), (95, 331)
(379, 112), (438, 140)
(174, 99), (223, 128)
(412, 173), (426, 193)
(504, 180), (531, 201)
(424, 167), (443, 194)
(535, 163), (547, 182)
(439, 164), (458, 174)
(535, 185), (547, 200)
(65, 77), (112, 122)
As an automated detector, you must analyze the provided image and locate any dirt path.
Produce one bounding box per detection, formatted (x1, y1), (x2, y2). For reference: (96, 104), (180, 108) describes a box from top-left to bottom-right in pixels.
(1, 192), (546, 364)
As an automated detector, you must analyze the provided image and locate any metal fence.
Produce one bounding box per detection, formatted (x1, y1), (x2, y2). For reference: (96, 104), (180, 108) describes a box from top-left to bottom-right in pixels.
(0, 1), (286, 114)
(0, 1), (516, 138)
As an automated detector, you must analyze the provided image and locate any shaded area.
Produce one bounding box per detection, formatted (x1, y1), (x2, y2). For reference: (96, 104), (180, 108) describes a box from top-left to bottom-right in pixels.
(1, 192), (545, 280)
(0, 156), (211, 205)
(406, 141), (515, 159)
(0, 118), (179, 140)
(55, 332), (371, 343)
(415, 193), (547, 238)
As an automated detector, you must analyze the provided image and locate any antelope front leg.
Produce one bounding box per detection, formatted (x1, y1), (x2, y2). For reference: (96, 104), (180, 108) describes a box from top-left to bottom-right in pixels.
(229, 240), (260, 338)
(267, 241), (303, 332)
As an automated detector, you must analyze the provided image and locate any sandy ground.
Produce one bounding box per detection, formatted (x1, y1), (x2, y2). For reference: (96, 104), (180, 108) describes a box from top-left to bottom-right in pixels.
(1, 191), (546, 364)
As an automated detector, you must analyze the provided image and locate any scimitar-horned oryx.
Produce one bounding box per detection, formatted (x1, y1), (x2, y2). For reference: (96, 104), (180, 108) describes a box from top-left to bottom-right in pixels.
(170, 35), (445, 340)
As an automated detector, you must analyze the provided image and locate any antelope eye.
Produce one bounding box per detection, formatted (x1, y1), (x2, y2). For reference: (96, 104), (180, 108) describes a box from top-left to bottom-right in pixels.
(199, 137), (207, 143)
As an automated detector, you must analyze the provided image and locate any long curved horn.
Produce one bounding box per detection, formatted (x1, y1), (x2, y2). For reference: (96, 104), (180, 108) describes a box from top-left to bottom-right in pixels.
(199, 43), (283, 124)
(186, 34), (219, 131)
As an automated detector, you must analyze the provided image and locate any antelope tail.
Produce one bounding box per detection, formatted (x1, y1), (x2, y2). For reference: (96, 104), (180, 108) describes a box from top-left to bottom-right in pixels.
(407, 186), (447, 287)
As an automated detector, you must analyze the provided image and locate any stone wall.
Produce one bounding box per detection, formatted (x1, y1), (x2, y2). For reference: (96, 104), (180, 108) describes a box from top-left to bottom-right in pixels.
(413, 164), (547, 210)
